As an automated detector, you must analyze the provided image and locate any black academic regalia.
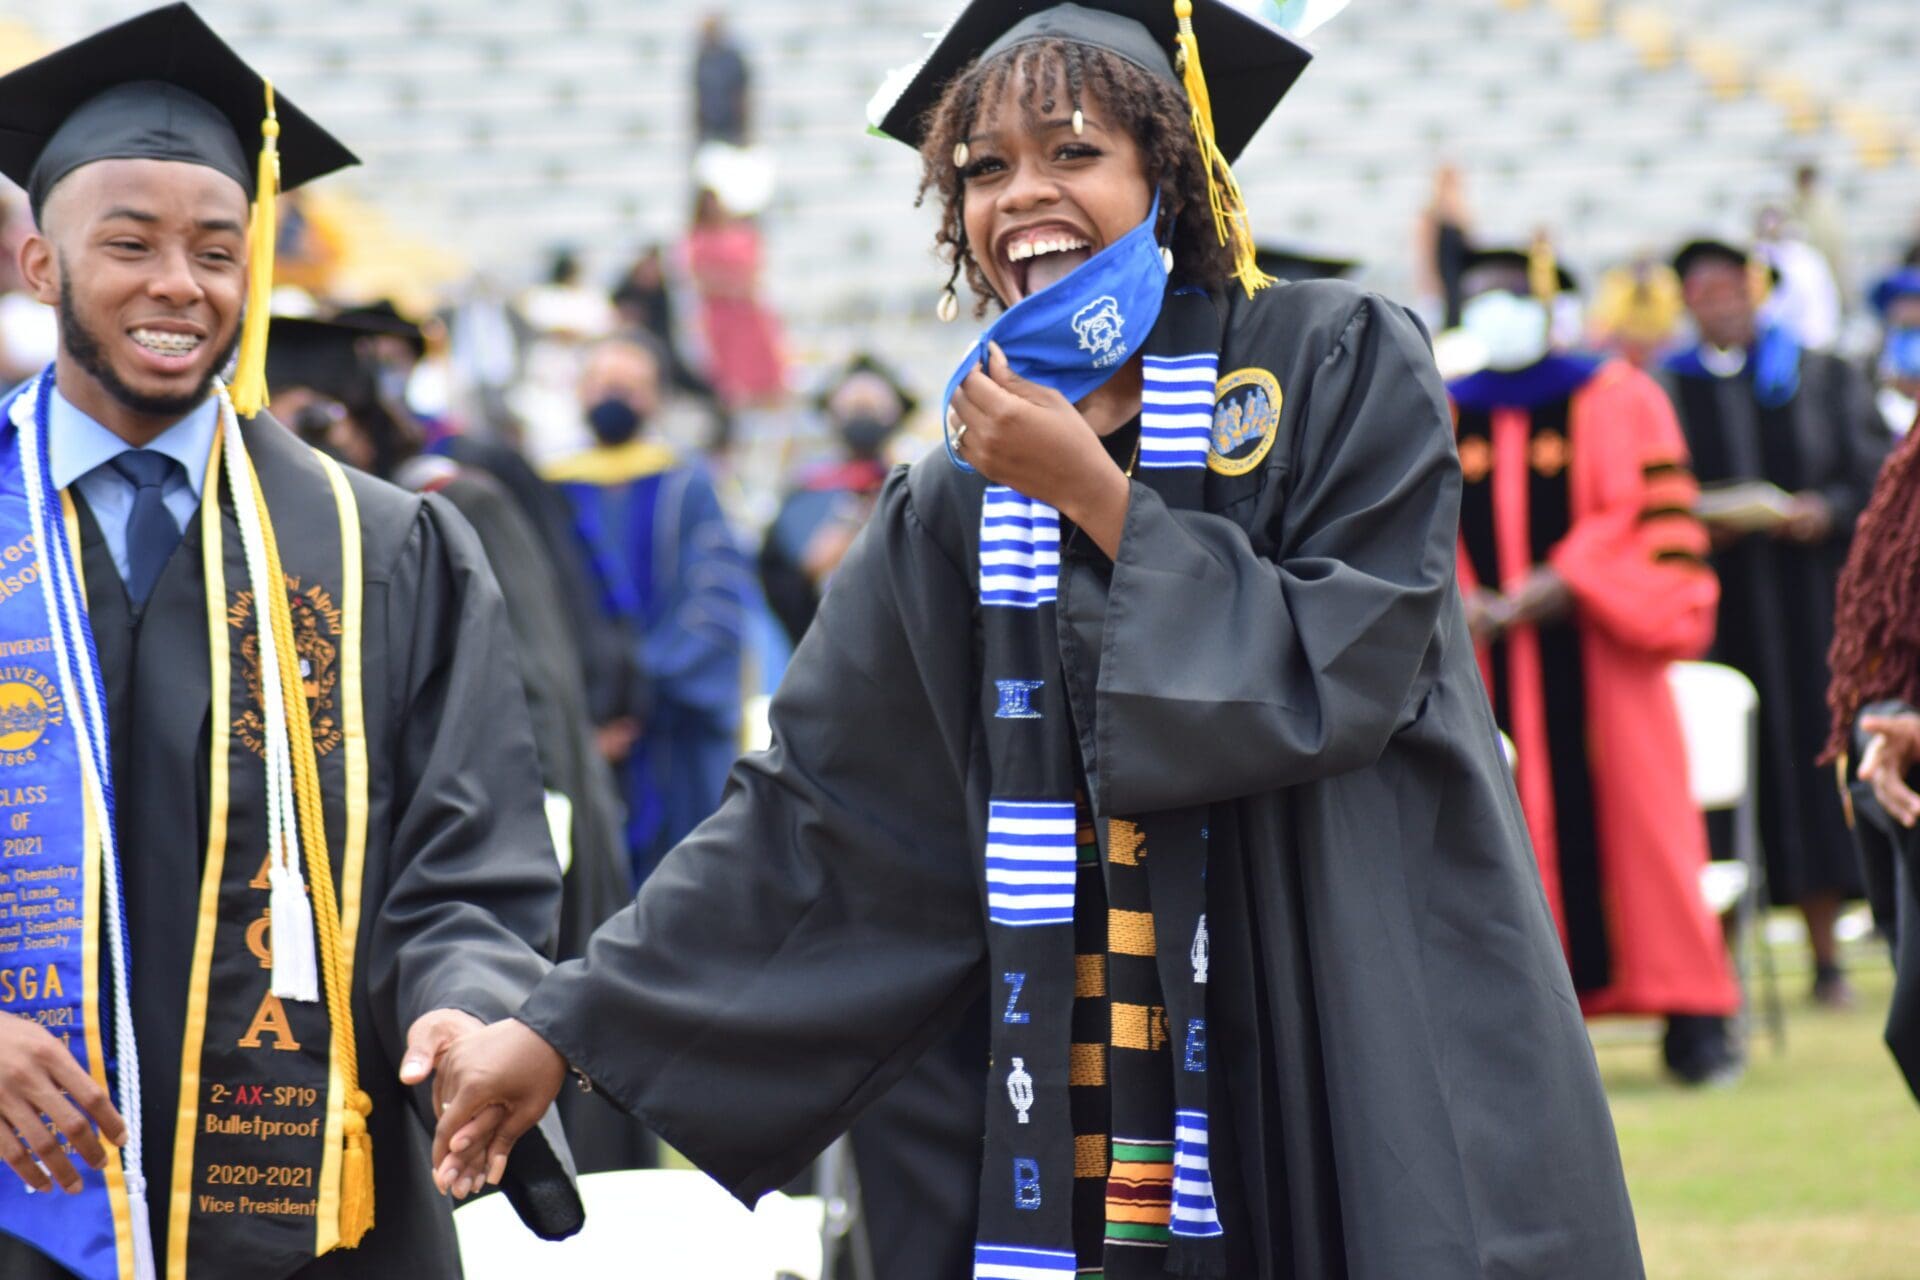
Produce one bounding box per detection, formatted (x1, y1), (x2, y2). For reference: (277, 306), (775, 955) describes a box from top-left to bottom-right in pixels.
(1847, 700), (1920, 1104)
(438, 435), (650, 734)
(515, 282), (1643, 1279)
(425, 465), (651, 1174)
(0, 416), (578, 1280)
(1658, 352), (1892, 904)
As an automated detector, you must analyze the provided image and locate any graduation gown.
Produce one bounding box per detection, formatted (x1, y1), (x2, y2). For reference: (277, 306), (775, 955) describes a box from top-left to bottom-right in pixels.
(513, 282), (1642, 1278)
(545, 446), (748, 881)
(401, 457), (650, 1174)
(758, 458), (888, 647)
(1453, 356), (1740, 1018)
(1845, 700), (1920, 1103)
(0, 415), (579, 1279)
(1658, 346), (1891, 903)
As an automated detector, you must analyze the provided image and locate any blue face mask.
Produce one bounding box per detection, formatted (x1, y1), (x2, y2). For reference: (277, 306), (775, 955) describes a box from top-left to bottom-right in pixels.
(942, 193), (1169, 473)
(1881, 327), (1920, 382)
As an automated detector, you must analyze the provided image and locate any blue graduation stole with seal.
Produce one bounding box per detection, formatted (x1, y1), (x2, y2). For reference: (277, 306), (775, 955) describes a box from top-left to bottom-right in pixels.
(0, 371), (153, 1280)
(0, 370), (377, 1280)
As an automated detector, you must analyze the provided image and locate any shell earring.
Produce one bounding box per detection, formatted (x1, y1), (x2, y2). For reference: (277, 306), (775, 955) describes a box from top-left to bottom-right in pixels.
(937, 288), (960, 323)
(1162, 247), (1175, 274)
(953, 142), (969, 168)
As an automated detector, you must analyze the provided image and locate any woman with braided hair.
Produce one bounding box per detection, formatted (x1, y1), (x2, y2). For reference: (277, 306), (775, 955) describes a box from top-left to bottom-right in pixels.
(1826, 275), (1920, 1099)
(428, 3), (1643, 1276)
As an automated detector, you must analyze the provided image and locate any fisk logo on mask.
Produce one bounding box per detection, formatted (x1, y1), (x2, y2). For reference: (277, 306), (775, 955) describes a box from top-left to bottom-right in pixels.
(1072, 296), (1126, 367)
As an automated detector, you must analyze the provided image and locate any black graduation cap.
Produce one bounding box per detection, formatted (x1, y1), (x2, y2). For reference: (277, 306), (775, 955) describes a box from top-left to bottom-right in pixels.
(871, 0), (1312, 164)
(0, 2), (358, 218)
(1671, 236), (1778, 284)
(1254, 244), (1358, 283)
(1460, 246), (1580, 295)
(265, 316), (373, 407)
(814, 352), (921, 420)
(333, 300), (429, 358)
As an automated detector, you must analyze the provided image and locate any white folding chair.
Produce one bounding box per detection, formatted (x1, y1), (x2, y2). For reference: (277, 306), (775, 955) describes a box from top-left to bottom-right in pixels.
(455, 1168), (826, 1280)
(1666, 660), (1786, 1054)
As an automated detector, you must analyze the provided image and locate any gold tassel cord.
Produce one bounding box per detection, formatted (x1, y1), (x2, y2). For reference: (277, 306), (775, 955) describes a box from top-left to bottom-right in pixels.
(229, 81), (281, 418)
(1172, 0), (1275, 297)
(1528, 237), (1561, 307)
(247, 460), (373, 1246)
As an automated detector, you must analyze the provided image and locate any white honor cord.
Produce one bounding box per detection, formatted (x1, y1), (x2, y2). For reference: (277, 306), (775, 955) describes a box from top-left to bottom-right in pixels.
(217, 390), (319, 1004)
(13, 383), (157, 1280)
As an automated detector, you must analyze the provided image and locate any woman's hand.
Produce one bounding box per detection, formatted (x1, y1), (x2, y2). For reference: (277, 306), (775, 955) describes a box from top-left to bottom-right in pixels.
(948, 342), (1132, 558)
(1859, 711), (1920, 828)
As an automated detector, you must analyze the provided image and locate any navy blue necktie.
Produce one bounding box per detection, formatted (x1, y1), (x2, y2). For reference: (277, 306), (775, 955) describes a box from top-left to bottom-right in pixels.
(109, 450), (183, 608)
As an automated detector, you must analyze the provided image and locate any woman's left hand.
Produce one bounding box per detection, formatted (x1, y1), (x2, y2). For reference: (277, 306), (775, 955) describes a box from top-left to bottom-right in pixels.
(949, 342), (1131, 556)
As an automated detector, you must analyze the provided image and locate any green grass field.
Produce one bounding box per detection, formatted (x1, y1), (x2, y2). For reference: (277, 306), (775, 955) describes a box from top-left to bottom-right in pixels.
(1598, 949), (1920, 1280)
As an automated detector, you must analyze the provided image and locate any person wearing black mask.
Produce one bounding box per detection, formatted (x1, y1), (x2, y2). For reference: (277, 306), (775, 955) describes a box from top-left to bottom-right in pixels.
(759, 353), (914, 645)
(542, 333), (751, 888)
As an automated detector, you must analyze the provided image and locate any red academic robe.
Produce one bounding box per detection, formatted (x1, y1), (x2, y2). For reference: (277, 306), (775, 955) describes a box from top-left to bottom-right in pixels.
(1453, 356), (1739, 1017)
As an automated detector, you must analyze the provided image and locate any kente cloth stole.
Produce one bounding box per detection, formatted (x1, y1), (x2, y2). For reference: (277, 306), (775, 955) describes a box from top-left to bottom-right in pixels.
(0, 372), (375, 1280)
(972, 286), (1225, 1280)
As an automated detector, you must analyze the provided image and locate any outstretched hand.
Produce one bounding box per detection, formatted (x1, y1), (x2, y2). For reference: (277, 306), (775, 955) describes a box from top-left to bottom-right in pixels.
(428, 1017), (568, 1200)
(0, 1011), (126, 1194)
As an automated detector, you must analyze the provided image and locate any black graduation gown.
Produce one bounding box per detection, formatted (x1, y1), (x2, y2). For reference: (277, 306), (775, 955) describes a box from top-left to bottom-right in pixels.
(1846, 700), (1920, 1104)
(1658, 351), (1892, 903)
(0, 416), (578, 1279)
(427, 466), (649, 1174)
(438, 435), (649, 731)
(515, 282), (1643, 1279)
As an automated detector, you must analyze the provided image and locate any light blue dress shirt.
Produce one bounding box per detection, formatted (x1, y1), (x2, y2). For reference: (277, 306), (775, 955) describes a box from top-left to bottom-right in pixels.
(46, 390), (217, 587)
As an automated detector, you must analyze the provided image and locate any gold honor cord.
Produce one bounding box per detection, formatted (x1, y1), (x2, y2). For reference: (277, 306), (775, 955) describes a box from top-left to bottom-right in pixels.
(241, 451), (373, 1247)
(1172, 0), (1274, 297)
(314, 452), (371, 1253)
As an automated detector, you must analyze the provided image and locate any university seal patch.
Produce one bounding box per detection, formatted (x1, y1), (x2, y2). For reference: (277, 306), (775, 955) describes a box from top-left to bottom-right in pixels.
(1209, 367), (1283, 476)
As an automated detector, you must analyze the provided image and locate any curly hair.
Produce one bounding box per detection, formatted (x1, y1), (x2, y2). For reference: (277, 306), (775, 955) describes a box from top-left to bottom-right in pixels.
(1825, 430), (1920, 761)
(913, 38), (1234, 317)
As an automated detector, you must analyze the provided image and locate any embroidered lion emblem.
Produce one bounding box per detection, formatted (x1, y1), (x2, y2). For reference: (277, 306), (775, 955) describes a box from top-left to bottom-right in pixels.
(231, 575), (345, 758)
(1071, 295), (1126, 366)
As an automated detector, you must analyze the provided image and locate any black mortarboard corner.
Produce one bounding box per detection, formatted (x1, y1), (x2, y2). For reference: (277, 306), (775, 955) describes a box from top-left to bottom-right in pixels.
(869, 0), (1315, 295)
(0, 2), (357, 218)
(872, 0), (1309, 164)
(265, 316), (375, 407)
(0, 3), (359, 418)
(333, 300), (430, 358)
(1460, 246), (1581, 297)
(1672, 236), (1781, 287)
(1255, 244), (1359, 283)
(815, 351), (921, 420)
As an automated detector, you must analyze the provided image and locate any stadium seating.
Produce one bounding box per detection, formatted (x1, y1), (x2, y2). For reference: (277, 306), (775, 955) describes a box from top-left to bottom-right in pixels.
(18, 0), (1917, 395)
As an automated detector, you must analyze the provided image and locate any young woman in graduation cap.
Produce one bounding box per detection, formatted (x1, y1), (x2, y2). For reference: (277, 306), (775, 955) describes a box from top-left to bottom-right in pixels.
(434, 3), (1645, 1276)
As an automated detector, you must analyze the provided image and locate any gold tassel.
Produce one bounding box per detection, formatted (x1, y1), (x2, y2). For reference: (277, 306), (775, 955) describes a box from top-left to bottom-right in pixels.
(1172, 0), (1275, 297)
(229, 81), (282, 418)
(1528, 235), (1561, 306)
(248, 457), (374, 1249)
(339, 1089), (375, 1246)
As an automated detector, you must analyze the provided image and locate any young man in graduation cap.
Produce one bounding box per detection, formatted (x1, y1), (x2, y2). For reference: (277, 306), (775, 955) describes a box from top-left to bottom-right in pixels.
(1660, 235), (1892, 1007)
(0, 7), (581, 1278)
(1448, 244), (1743, 1084)
(431, 3), (1644, 1278)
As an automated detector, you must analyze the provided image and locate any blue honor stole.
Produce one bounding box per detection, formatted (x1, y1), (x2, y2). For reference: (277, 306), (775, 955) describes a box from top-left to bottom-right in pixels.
(0, 372), (151, 1279)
